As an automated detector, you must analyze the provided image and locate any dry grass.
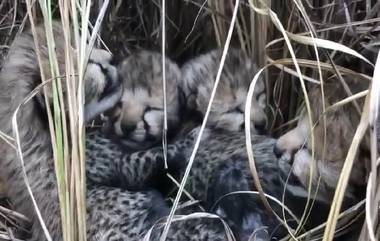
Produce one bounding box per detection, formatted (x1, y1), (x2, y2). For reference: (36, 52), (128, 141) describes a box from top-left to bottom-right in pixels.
(0, 0), (379, 240)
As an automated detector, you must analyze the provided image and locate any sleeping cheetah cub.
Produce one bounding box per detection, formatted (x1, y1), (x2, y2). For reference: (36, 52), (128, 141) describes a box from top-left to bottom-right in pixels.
(274, 77), (369, 201)
(181, 48), (267, 133)
(85, 51), (230, 240)
(164, 48), (334, 240)
(170, 127), (336, 240)
(103, 50), (183, 150)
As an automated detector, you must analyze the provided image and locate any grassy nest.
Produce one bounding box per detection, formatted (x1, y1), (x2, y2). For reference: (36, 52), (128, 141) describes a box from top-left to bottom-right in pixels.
(0, 0), (379, 240)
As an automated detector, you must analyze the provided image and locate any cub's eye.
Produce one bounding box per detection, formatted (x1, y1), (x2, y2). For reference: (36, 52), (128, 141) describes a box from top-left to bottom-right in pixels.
(144, 106), (163, 113)
(226, 107), (244, 114)
(122, 124), (137, 134)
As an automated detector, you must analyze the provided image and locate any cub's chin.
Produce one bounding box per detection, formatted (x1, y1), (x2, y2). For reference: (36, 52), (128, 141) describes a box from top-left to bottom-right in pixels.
(100, 122), (160, 151)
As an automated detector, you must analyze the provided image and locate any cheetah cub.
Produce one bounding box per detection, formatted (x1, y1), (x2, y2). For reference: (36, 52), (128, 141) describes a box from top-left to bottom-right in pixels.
(168, 126), (336, 240)
(181, 48), (267, 133)
(103, 50), (183, 150)
(85, 51), (230, 240)
(274, 77), (369, 201)
(168, 48), (334, 240)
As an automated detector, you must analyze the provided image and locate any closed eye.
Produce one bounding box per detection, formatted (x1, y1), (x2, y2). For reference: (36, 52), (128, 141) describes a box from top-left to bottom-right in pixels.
(225, 107), (244, 114)
(144, 106), (163, 112)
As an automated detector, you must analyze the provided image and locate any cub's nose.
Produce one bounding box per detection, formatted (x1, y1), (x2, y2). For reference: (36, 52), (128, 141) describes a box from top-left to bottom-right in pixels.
(122, 124), (137, 136)
(273, 144), (285, 158)
(254, 120), (267, 135)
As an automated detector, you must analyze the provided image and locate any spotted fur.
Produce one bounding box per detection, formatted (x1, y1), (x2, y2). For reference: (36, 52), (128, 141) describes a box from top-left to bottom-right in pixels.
(95, 47), (299, 240)
(159, 127), (337, 240)
(85, 129), (188, 192)
(181, 48), (267, 133)
(82, 48), (232, 240)
(85, 128), (229, 241)
(86, 184), (228, 241)
(86, 185), (228, 241)
(81, 45), (326, 240)
(181, 130), (298, 239)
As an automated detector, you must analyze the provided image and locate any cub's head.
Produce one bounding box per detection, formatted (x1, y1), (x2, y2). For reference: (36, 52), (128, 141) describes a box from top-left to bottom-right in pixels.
(274, 78), (369, 200)
(181, 48), (267, 133)
(103, 51), (182, 149)
(25, 21), (122, 123)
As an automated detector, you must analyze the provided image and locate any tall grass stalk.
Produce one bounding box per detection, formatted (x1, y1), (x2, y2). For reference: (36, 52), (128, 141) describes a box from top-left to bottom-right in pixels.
(249, 1), (315, 238)
(159, 1), (241, 240)
(362, 48), (380, 241)
(283, 0), (325, 236)
(161, 0), (168, 169)
(17, 1), (108, 241)
(322, 94), (370, 241)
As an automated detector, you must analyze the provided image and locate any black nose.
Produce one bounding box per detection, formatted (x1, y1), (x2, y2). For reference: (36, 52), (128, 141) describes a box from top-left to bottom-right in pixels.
(122, 124), (136, 135)
(273, 145), (284, 158)
(254, 120), (266, 134)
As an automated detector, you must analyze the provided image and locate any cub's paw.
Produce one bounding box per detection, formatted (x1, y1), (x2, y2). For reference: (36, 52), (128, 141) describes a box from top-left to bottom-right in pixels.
(84, 49), (122, 122)
(187, 126), (211, 143)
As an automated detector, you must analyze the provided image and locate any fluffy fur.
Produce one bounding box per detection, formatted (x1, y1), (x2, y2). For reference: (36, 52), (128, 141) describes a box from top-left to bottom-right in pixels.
(181, 48), (267, 133)
(103, 51), (184, 150)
